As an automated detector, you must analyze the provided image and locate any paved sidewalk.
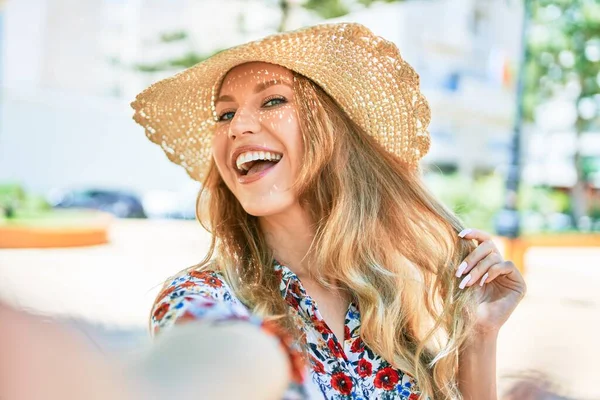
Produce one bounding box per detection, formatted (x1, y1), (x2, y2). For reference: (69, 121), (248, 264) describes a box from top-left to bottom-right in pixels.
(0, 220), (599, 398)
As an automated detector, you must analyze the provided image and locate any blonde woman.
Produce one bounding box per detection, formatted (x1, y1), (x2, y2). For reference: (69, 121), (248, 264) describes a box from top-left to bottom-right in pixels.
(132, 23), (526, 400)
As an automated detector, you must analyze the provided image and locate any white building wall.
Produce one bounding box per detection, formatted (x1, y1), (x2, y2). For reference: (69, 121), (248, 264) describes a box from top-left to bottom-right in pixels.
(0, 87), (196, 194)
(0, 0), (524, 196)
(2, 0), (48, 89)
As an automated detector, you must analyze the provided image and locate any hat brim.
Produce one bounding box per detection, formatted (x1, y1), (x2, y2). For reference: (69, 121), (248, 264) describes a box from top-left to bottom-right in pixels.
(131, 22), (431, 183)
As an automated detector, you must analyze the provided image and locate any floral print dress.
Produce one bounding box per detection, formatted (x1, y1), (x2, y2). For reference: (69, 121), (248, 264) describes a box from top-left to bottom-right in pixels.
(151, 261), (421, 400)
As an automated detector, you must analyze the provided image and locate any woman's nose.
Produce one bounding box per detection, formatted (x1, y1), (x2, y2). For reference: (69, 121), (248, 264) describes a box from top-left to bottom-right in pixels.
(228, 107), (260, 140)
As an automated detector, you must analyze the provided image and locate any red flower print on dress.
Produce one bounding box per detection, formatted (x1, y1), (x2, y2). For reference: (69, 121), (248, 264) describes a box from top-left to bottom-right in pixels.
(290, 281), (303, 298)
(327, 338), (345, 358)
(286, 293), (300, 309)
(180, 281), (197, 289)
(153, 303), (170, 321)
(331, 372), (353, 395)
(310, 356), (325, 374)
(274, 267), (283, 282)
(350, 336), (364, 353)
(189, 271), (223, 288)
(356, 358), (372, 378)
(311, 314), (330, 335)
(156, 285), (176, 302)
(150, 265), (424, 399)
(189, 270), (207, 280)
(374, 367), (400, 390)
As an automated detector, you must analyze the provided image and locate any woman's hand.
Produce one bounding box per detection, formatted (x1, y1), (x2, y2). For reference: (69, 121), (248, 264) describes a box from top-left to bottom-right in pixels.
(456, 228), (527, 334)
(0, 302), (290, 400)
(0, 303), (140, 400)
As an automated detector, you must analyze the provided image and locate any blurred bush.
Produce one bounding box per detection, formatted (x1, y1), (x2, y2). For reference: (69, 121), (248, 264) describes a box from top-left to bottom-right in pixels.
(0, 183), (51, 220)
(426, 172), (504, 232)
(426, 172), (600, 234)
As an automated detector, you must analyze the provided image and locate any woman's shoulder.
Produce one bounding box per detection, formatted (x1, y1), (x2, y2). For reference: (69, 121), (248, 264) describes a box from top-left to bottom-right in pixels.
(150, 266), (252, 336)
(155, 266), (240, 306)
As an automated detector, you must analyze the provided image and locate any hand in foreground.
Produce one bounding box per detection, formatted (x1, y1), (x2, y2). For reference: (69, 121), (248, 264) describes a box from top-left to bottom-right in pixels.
(0, 303), (290, 400)
(0, 303), (142, 400)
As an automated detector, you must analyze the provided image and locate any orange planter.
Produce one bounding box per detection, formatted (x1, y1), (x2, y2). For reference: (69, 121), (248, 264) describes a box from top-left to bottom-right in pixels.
(0, 212), (112, 249)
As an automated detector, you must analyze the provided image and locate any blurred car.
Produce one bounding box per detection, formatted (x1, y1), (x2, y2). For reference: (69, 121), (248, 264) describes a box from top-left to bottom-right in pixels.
(49, 189), (147, 219)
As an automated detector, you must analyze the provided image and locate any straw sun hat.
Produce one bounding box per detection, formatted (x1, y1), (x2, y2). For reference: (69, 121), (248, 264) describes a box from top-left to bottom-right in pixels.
(131, 22), (431, 183)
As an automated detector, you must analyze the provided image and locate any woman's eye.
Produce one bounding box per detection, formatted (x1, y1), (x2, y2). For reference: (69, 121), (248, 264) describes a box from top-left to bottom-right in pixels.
(218, 97), (286, 121)
(218, 111), (235, 122)
(263, 97), (286, 107)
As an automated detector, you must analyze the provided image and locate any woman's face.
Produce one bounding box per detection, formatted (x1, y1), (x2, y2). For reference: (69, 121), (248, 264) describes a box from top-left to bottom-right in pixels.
(212, 62), (303, 217)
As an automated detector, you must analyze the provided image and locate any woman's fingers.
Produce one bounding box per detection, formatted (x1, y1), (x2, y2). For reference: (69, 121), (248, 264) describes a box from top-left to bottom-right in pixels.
(485, 260), (517, 281)
(455, 238), (498, 278)
(458, 228), (493, 243)
(459, 252), (504, 289)
(456, 228), (509, 289)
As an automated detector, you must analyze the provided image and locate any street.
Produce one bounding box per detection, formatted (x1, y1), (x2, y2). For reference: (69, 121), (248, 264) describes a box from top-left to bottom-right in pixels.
(0, 220), (599, 399)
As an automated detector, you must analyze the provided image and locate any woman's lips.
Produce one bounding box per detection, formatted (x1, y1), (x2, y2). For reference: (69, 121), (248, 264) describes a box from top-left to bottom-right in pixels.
(236, 158), (281, 184)
(230, 146), (283, 172)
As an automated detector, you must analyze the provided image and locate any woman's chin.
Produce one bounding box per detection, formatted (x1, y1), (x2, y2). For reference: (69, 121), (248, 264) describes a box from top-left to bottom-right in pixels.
(240, 197), (296, 218)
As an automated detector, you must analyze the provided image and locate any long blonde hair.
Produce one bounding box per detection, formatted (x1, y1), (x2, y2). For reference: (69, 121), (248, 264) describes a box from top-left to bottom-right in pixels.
(192, 72), (478, 399)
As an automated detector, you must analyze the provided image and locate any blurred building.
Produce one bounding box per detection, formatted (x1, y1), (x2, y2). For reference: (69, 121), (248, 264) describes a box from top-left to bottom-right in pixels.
(0, 0), (568, 197)
(328, 0), (523, 176)
(0, 0), (201, 195)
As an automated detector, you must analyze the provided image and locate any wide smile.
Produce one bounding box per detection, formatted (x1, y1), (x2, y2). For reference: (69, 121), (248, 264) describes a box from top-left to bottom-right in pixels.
(230, 147), (284, 184)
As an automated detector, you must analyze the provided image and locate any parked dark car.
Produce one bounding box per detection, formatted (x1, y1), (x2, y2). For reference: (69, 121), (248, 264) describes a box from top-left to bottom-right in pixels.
(50, 189), (147, 218)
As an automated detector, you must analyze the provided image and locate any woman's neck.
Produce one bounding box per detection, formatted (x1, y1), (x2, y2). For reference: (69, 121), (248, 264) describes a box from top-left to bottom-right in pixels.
(258, 203), (316, 279)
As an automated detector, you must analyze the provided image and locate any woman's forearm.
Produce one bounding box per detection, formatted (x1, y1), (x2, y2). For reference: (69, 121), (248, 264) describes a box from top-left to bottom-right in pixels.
(458, 330), (498, 400)
(130, 321), (291, 400)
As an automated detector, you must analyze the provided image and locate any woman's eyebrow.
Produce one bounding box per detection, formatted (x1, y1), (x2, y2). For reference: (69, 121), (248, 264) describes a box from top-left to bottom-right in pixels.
(216, 79), (292, 104)
(253, 79), (292, 94)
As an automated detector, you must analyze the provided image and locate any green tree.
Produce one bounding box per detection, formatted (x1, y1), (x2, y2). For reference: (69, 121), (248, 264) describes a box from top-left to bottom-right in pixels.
(523, 0), (600, 223)
(295, 0), (406, 29)
(133, 0), (408, 71)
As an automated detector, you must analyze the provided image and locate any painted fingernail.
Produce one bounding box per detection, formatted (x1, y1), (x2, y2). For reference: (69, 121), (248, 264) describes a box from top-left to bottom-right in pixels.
(459, 274), (471, 290)
(458, 228), (472, 238)
(456, 261), (468, 277)
(480, 272), (489, 287)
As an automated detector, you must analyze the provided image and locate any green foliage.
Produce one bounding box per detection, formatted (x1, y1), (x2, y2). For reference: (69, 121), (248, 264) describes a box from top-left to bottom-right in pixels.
(303, 0), (350, 19)
(523, 0), (600, 126)
(425, 172), (505, 232)
(134, 0), (408, 73)
(0, 183), (25, 218)
(302, 0), (405, 19)
(0, 183), (51, 220)
(134, 51), (215, 72)
(424, 173), (600, 233)
(168, 52), (210, 68)
(357, 0), (400, 6)
(518, 185), (571, 214)
(160, 31), (188, 43)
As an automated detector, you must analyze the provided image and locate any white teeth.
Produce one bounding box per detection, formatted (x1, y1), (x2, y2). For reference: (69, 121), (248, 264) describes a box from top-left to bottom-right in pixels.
(235, 150), (282, 172)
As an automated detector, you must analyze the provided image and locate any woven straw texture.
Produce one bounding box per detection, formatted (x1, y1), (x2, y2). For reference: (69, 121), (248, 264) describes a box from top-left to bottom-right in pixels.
(131, 22), (431, 182)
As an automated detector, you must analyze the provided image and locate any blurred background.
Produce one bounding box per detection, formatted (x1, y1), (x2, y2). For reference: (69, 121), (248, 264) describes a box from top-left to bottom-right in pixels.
(0, 0), (599, 398)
